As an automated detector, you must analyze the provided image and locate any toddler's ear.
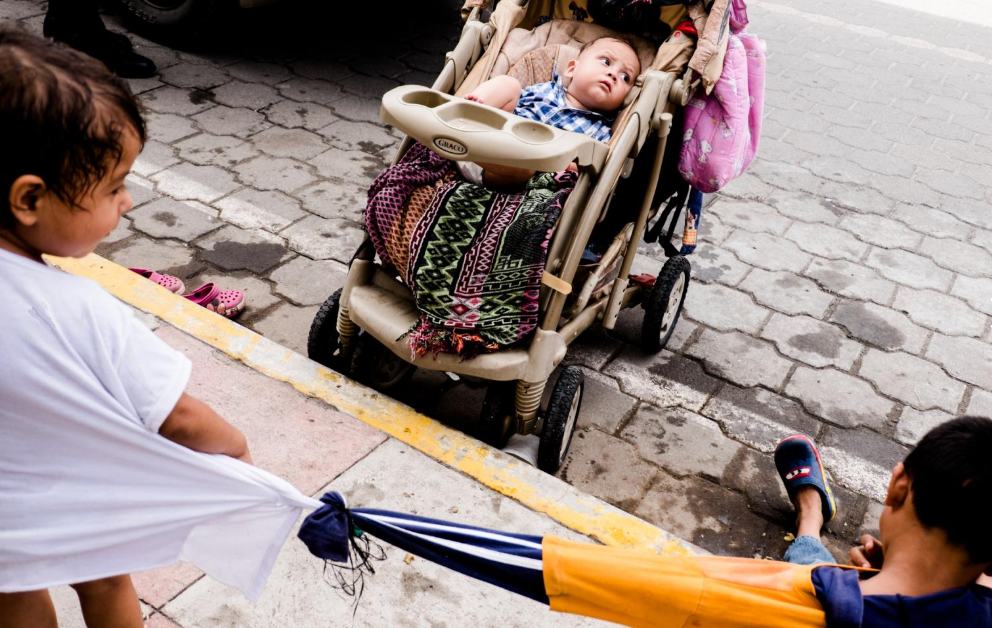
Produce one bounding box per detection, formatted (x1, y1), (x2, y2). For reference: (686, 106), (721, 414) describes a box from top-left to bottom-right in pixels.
(562, 58), (578, 78)
(8, 175), (46, 227)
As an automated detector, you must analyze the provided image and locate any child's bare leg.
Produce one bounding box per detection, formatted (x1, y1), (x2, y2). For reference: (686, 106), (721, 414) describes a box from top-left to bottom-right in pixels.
(795, 485), (824, 539)
(464, 75), (521, 112)
(71, 575), (143, 628)
(0, 590), (58, 628)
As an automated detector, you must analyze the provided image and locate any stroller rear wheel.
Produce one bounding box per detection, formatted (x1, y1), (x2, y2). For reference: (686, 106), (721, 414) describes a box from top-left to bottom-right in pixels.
(477, 382), (515, 449)
(307, 288), (343, 369)
(349, 332), (416, 391)
(641, 256), (690, 353)
(538, 367), (583, 474)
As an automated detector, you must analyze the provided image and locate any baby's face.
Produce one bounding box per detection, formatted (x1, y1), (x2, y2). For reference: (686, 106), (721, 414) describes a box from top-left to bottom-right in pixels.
(563, 39), (640, 114)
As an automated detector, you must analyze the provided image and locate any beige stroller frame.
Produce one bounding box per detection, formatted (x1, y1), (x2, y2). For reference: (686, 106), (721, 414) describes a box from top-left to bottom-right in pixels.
(308, 0), (703, 473)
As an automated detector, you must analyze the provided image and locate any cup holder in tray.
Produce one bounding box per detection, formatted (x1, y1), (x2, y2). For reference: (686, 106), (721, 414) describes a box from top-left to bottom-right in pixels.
(509, 121), (556, 144)
(400, 89), (451, 109)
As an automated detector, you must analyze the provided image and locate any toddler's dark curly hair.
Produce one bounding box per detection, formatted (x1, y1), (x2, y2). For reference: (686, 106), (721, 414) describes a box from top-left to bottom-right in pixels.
(0, 25), (145, 227)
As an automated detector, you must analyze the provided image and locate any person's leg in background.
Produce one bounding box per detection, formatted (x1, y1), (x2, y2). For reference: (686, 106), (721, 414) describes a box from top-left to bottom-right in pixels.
(44, 0), (157, 78)
(776, 435), (840, 566)
(782, 485), (838, 565)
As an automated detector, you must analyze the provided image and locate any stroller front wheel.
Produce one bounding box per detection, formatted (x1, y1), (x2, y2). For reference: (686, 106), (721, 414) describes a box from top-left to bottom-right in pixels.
(477, 382), (515, 449)
(307, 288), (343, 369)
(538, 367), (583, 474)
(349, 333), (416, 391)
(641, 256), (691, 353)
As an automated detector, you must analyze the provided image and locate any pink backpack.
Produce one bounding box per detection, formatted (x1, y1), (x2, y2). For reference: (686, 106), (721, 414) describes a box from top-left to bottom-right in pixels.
(679, 3), (765, 193)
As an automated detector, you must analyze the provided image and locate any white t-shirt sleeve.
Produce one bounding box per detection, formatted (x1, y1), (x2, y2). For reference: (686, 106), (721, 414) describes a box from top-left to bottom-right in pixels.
(114, 313), (191, 433)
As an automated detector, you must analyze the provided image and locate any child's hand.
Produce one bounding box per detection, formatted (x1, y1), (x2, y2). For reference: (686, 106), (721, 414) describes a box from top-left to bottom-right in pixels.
(849, 534), (884, 569)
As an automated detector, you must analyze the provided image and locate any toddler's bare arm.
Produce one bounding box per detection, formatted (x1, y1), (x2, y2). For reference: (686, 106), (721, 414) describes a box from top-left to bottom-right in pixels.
(464, 75), (521, 112)
(159, 393), (252, 463)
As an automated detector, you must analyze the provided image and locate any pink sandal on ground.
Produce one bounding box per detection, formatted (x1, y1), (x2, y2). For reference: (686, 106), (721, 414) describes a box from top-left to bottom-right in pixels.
(183, 283), (246, 319)
(129, 268), (186, 294)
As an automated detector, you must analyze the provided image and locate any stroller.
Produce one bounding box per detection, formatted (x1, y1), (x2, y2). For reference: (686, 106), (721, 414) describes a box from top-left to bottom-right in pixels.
(308, 0), (706, 474)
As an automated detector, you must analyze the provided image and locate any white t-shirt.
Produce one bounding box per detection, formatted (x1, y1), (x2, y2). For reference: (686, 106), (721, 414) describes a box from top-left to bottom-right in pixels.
(0, 249), (319, 599)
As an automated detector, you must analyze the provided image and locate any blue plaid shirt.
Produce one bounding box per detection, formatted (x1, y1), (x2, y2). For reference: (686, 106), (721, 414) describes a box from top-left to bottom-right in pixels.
(513, 71), (616, 143)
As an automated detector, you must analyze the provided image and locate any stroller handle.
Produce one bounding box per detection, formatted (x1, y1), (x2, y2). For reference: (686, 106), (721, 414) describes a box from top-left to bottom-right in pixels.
(381, 85), (609, 173)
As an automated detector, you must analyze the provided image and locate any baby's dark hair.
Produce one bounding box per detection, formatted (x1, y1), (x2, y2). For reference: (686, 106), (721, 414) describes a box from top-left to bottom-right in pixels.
(0, 25), (145, 228)
(903, 416), (992, 563)
(579, 35), (641, 75)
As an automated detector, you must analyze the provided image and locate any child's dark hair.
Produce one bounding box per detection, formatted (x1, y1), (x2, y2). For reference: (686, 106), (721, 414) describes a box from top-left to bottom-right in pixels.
(0, 25), (145, 228)
(903, 416), (992, 563)
(579, 35), (642, 74)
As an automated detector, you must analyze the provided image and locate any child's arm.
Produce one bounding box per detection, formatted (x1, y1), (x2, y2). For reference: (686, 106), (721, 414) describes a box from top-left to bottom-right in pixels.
(159, 393), (252, 464)
(464, 75), (522, 113)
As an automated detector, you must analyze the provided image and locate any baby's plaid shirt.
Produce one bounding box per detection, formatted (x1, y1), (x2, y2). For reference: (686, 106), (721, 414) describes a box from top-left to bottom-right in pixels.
(513, 71), (616, 143)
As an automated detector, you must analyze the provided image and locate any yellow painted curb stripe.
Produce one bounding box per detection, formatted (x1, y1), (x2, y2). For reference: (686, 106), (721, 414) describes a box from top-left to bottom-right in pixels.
(51, 253), (693, 556)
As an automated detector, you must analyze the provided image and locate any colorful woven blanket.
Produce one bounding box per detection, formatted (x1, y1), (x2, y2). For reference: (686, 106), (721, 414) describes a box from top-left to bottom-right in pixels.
(365, 143), (576, 357)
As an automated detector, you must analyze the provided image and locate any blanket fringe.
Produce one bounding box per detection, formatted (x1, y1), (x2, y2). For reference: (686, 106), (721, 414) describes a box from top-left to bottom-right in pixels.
(408, 318), (501, 360)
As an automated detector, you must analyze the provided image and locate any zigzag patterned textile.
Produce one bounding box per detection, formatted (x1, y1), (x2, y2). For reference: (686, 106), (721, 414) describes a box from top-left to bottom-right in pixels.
(365, 143), (576, 357)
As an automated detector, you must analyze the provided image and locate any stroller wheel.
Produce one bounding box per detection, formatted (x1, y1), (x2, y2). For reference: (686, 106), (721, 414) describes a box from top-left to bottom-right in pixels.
(641, 256), (690, 353)
(477, 382), (515, 449)
(307, 288), (343, 369)
(350, 332), (415, 391)
(538, 367), (583, 474)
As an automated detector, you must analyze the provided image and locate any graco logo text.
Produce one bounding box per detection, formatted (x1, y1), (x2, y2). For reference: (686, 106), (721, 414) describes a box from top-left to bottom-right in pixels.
(433, 137), (468, 156)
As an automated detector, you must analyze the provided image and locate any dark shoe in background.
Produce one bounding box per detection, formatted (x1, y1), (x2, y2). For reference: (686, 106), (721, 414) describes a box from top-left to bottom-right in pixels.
(43, 16), (158, 79)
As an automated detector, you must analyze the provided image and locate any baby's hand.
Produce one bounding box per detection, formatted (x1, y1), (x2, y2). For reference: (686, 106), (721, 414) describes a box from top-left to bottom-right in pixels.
(464, 93), (485, 104)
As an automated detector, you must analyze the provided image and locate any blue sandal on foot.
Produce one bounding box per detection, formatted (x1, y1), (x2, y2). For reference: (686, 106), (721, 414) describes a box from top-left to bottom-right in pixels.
(774, 434), (837, 524)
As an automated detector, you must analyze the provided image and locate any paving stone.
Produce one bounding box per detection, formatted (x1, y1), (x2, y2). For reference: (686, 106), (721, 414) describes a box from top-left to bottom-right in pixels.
(329, 94), (382, 124)
(558, 429), (658, 509)
(894, 407), (956, 447)
(233, 156), (317, 193)
(869, 173), (943, 207)
(196, 225), (292, 274)
(561, 328), (622, 371)
(723, 231), (812, 273)
(925, 334), (992, 388)
(819, 427), (908, 502)
(972, 230), (992, 256)
(604, 347), (720, 412)
(889, 203), (973, 239)
(186, 269), (281, 313)
(686, 330), (793, 390)
(317, 119), (399, 153)
(224, 60), (293, 85)
(108, 238), (203, 280)
(859, 349), (965, 413)
(128, 197), (222, 241)
(817, 180), (897, 216)
(263, 100), (340, 130)
(696, 213), (733, 245)
(952, 275), (992, 319)
(919, 235), (992, 278)
(210, 81), (282, 110)
(892, 287), (988, 337)
(158, 63), (230, 90)
(760, 313), (861, 370)
(143, 112), (198, 144)
(916, 169), (986, 200)
(621, 406), (740, 480)
(805, 257), (896, 306)
(573, 369), (637, 434)
(967, 389), (992, 417)
(275, 77), (345, 104)
(174, 133), (259, 167)
(250, 126), (329, 160)
(799, 155), (873, 186)
(719, 171), (776, 202)
(951, 198), (992, 231)
(282, 215), (365, 263)
(739, 268), (835, 317)
(191, 105), (271, 138)
(126, 178), (159, 208)
(836, 213), (923, 249)
(681, 283), (769, 334)
(100, 217), (134, 246)
(764, 190), (843, 225)
(785, 366), (894, 430)
(709, 200), (792, 235)
(635, 472), (786, 558)
(703, 384), (821, 453)
(722, 448), (792, 519)
(269, 257), (348, 306)
(132, 140), (180, 178)
(310, 149), (382, 184)
(294, 180), (366, 222)
(150, 163), (240, 203)
(214, 189), (306, 233)
(685, 244), (752, 286)
(864, 248), (954, 292)
(141, 85), (215, 116)
(829, 300), (928, 353)
(249, 303), (319, 355)
(783, 221), (870, 263)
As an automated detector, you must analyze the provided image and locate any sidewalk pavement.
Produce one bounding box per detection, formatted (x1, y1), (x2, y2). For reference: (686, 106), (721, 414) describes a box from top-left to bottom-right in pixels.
(46, 255), (692, 628)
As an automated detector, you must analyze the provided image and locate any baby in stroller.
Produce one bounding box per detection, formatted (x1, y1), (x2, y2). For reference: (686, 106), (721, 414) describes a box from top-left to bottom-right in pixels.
(460, 36), (640, 188)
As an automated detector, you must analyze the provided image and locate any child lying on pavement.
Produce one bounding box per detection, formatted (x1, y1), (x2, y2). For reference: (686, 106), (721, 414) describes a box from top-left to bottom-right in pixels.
(461, 35), (641, 189)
